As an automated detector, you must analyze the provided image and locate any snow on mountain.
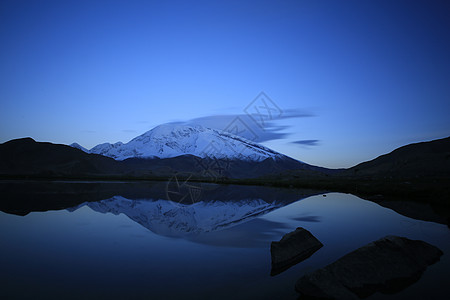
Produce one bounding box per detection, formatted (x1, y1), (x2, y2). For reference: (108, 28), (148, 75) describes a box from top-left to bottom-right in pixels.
(71, 123), (288, 161)
(69, 142), (89, 153)
(69, 196), (281, 238)
(89, 141), (124, 157)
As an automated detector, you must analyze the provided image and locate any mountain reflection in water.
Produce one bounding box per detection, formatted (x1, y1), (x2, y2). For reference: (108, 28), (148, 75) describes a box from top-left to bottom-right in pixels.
(1, 181), (449, 300)
(68, 196), (296, 247)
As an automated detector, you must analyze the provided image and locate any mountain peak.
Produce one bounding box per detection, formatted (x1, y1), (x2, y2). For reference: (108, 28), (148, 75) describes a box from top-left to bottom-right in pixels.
(3, 137), (36, 145)
(71, 123), (289, 162)
(70, 142), (88, 153)
(130, 123), (208, 144)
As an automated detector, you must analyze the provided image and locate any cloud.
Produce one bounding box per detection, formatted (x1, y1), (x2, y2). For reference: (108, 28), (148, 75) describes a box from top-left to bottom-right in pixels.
(292, 139), (320, 146)
(171, 108), (315, 143)
(278, 108), (315, 119)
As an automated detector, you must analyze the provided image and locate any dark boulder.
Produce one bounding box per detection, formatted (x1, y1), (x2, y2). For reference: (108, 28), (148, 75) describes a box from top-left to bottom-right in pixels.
(296, 236), (443, 299)
(271, 227), (323, 276)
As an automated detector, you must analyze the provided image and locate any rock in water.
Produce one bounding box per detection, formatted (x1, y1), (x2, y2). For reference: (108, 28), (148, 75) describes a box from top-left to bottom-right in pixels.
(271, 227), (323, 276)
(296, 236), (443, 299)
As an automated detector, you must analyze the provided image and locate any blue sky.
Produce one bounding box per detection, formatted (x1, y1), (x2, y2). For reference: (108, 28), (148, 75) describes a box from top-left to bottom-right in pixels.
(1, 0), (449, 168)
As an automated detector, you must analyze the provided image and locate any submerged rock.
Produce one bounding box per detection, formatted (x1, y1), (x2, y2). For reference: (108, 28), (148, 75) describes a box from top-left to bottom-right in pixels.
(271, 227), (323, 276)
(296, 236), (443, 299)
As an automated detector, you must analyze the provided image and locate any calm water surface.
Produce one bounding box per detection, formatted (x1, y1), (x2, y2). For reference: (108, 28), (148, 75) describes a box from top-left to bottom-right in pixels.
(0, 182), (448, 299)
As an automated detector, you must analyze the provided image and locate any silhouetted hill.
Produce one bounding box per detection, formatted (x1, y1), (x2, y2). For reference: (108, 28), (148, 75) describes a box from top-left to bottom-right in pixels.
(345, 136), (450, 179)
(0, 137), (124, 177)
(258, 137), (450, 206)
(0, 138), (325, 179)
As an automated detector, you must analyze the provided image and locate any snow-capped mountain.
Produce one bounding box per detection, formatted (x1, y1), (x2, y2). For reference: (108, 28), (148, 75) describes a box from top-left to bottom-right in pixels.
(69, 142), (89, 153)
(72, 123), (289, 161)
(69, 196), (281, 238)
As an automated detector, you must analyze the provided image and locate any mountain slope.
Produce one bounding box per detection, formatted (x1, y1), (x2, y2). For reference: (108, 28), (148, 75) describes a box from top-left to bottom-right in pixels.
(0, 137), (320, 179)
(84, 124), (289, 161)
(345, 136), (450, 178)
(69, 142), (89, 153)
(0, 138), (123, 177)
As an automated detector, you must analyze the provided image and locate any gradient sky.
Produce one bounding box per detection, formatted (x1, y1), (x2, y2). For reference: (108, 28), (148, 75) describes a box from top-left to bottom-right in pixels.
(1, 0), (449, 168)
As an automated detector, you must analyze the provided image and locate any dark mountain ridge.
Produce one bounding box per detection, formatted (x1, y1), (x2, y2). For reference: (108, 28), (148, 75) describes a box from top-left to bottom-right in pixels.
(0, 137), (124, 177)
(1, 136), (449, 182)
(0, 137), (322, 179)
(1, 136), (449, 222)
(344, 136), (450, 179)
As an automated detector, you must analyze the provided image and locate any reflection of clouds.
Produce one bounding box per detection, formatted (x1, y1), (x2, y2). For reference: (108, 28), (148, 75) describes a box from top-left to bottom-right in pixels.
(191, 218), (290, 248)
(290, 215), (322, 223)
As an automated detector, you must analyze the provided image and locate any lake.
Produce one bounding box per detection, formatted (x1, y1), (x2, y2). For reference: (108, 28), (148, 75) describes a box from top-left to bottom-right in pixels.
(0, 181), (448, 299)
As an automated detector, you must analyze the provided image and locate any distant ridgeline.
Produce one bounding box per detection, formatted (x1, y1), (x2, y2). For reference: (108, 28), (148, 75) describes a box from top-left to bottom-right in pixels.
(0, 131), (449, 203)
